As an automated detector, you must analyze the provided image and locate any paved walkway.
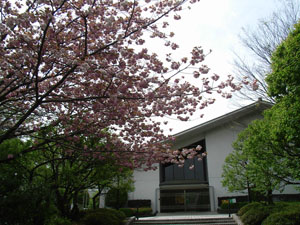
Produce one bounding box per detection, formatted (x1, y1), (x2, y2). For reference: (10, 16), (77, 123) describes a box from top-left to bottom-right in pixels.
(138, 212), (231, 220)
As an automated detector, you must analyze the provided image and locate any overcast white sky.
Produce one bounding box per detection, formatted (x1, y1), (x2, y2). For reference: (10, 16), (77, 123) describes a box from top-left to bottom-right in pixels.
(161, 0), (281, 134)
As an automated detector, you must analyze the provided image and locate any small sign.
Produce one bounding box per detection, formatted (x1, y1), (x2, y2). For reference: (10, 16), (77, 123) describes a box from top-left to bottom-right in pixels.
(229, 198), (236, 204)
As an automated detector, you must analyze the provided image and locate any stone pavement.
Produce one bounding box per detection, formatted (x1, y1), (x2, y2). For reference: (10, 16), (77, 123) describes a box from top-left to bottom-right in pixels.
(128, 212), (244, 225)
(138, 211), (231, 220)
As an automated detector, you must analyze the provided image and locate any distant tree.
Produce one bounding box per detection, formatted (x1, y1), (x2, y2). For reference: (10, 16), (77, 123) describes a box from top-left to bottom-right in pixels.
(266, 21), (300, 101)
(223, 20), (300, 206)
(222, 142), (253, 202)
(31, 134), (134, 218)
(259, 106), (300, 186)
(0, 139), (55, 225)
(91, 163), (134, 210)
(223, 119), (286, 204)
(232, 0), (300, 104)
(264, 20), (300, 184)
(0, 134), (135, 222)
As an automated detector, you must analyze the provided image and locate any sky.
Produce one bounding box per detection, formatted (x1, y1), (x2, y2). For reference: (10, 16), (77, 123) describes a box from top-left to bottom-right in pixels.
(161, 0), (281, 135)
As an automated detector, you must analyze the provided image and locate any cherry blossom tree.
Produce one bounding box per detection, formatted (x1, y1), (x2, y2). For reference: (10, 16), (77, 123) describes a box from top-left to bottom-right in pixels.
(0, 0), (242, 167)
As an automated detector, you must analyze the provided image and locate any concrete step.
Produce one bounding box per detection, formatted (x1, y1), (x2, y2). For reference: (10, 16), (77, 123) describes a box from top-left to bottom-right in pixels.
(133, 217), (237, 225)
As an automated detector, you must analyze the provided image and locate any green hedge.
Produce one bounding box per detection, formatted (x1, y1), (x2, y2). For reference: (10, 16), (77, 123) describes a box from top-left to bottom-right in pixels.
(238, 202), (264, 217)
(238, 202), (300, 225)
(46, 216), (72, 225)
(135, 207), (153, 216)
(119, 207), (152, 217)
(241, 205), (271, 225)
(119, 208), (135, 217)
(80, 208), (126, 225)
(262, 208), (300, 225)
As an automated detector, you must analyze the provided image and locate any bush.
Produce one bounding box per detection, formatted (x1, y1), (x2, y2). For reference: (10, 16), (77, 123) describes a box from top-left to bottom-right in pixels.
(262, 207), (300, 225)
(80, 208), (126, 225)
(241, 205), (271, 225)
(119, 207), (153, 217)
(135, 207), (153, 216)
(220, 202), (248, 210)
(81, 212), (119, 225)
(105, 188), (128, 209)
(238, 202), (264, 216)
(46, 216), (72, 225)
(119, 208), (135, 217)
(237, 202), (300, 225)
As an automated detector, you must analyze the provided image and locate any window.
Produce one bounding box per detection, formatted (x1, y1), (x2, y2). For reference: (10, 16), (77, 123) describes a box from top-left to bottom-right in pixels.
(160, 139), (208, 184)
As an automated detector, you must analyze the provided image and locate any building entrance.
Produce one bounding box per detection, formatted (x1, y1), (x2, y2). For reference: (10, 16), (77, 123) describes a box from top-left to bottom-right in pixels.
(160, 187), (210, 212)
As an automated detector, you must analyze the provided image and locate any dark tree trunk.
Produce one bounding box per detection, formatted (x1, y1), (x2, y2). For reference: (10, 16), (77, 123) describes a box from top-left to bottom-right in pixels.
(266, 189), (273, 205)
(71, 191), (80, 220)
(55, 190), (70, 218)
(93, 191), (101, 209)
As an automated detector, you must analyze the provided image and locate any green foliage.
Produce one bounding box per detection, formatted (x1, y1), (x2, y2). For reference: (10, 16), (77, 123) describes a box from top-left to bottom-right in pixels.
(238, 202), (264, 217)
(222, 148), (250, 193)
(238, 202), (300, 225)
(262, 203), (300, 225)
(263, 21), (300, 185)
(119, 208), (135, 217)
(105, 187), (128, 209)
(0, 139), (58, 225)
(262, 21), (300, 186)
(262, 207), (300, 225)
(220, 202), (248, 210)
(134, 207), (153, 216)
(81, 212), (119, 225)
(267, 22), (300, 99)
(241, 204), (271, 225)
(119, 207), (153, 217)
(0, 135), (134, 223)
(77, 190), (90, 209)
(225, 22), (300, 205)
(46, 216), (72, 225)
(223, 118), (285, 203)
(81, 208), (126, 225)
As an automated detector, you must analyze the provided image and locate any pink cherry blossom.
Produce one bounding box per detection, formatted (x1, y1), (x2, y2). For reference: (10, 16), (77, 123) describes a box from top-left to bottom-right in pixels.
(0, 0), (247, 167)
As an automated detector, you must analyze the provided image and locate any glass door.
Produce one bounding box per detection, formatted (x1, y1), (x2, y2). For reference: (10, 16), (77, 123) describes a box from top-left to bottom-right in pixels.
(160, 188), (210, 212)
(185, 189), (210, 211)
(160, 189), (185, 212)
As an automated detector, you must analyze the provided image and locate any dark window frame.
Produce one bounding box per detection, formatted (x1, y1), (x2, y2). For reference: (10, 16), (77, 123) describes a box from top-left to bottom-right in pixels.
(160, 139), (208, 185)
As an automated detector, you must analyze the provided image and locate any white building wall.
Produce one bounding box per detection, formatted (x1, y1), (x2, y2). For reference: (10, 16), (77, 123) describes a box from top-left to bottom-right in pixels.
(128, 164), (160, 213)
(129, 109), (300, 212)
(205, 122), (244, 211)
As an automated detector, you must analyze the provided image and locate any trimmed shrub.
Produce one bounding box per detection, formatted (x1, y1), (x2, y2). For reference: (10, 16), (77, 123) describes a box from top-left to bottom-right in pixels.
(81, 211), (119, 225)
(238, 202), (264, 216)
(105, 188), (128, 209)
(135, 207), (153, 216)
(241, 205), (271, 225)
(237, 202), (300, 225)
(119, 207), (153, 217)
(262, 206), (300, 225)
(80, 208), (126, 225)
(46, 216), (72, 225)
(119, 208), (135, 217)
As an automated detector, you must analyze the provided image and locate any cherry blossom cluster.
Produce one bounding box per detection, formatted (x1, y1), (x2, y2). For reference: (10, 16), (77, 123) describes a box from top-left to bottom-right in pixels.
(0, 0), (244, 167)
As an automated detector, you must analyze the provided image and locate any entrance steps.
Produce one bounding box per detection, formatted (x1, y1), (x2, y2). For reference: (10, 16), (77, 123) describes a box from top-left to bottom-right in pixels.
(133, 217), (237, 225)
